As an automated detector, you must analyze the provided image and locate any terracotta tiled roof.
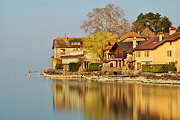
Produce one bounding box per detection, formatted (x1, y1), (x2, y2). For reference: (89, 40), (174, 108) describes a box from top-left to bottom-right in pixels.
(103, 42), (116, 51)
(164, 32), (180, 41)
(119, 32), (144, 41)
(116, 42), (133, 52)
(110, 42), (133, 54)
(104, 46), (113, 51)
(141, 28), (154, 38)
(52, 37), (83, 49)
(134, 32), (180, 51)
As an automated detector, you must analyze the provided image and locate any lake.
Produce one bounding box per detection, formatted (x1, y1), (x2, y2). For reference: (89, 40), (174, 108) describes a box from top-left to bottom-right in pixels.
(1, 63), (180, 120)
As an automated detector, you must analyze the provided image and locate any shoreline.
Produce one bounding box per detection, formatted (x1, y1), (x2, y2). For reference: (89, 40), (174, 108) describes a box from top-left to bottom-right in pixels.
(43, 73), (180, 85)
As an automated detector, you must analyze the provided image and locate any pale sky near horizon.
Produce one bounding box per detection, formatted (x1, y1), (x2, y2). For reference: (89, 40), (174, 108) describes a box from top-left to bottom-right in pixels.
(0, 0), (180, 68)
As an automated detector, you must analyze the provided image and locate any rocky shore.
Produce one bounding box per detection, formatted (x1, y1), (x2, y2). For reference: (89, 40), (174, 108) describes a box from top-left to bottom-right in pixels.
(44, 69), (180, 85)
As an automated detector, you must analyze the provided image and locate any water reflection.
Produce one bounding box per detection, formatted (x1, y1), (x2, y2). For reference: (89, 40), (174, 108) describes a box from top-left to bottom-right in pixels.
(52, 80), (180, 120)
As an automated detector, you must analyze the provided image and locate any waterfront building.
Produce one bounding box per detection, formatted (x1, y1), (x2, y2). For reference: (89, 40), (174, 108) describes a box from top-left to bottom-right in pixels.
(105, 32), (146, 69)
(134, 27), (180, 72)
(51, 35), (84, 70)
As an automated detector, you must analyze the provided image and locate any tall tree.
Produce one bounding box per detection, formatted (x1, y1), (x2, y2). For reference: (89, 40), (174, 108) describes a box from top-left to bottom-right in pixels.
(81, 3), (131, 35)
(83, 32), (118, 61)
(132, 12), (172, 33)
(177, 26), (180, 29)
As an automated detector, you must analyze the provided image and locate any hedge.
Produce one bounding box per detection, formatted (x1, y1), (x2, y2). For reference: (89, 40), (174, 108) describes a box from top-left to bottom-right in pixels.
(55, 64), (63, 69)
(87, 63), (102, 72)
(142, 64), (177, 73)
(69, 63), (80, 72)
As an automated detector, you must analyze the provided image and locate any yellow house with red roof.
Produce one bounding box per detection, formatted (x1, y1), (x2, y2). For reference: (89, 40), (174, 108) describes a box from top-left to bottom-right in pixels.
(134, 27), (180, 72)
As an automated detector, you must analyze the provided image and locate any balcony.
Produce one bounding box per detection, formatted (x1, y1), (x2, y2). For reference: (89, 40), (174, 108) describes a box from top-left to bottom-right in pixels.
(65, 50), (84, 56)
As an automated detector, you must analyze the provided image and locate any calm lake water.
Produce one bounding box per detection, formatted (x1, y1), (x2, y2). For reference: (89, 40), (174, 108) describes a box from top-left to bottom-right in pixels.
(1, 63), (180, 120)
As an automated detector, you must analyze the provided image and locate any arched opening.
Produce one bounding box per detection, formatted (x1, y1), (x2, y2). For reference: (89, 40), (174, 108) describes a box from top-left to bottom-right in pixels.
(104, 71), (109, 75)
(113, 72), (118, 75)
(110, 63), (113, 67)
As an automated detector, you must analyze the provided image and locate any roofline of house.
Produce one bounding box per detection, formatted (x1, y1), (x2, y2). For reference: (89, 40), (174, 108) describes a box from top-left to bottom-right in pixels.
(60, 54), (84, 58)
(134, 36), (180, 51)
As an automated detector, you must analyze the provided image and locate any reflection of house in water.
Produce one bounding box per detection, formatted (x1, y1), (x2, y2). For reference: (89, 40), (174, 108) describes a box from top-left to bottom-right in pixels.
(52, 83), (86, 111)
(102, 83), (180, 120)
(52, 82), (180, 120)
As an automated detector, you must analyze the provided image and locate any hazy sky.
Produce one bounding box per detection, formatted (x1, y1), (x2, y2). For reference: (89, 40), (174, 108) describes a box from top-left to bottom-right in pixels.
(0, 0), (179, 68)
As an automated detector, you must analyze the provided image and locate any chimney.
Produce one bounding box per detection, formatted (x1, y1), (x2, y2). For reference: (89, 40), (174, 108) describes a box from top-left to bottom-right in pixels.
(169, 27), (176, 35)
(133, 37), (137, 48)
(64, 33), (70, 46)
(159, 32), (163, 41)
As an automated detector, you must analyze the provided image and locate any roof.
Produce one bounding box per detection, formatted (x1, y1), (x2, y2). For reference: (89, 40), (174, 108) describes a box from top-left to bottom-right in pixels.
(52, 37), (83, 49)
(141, 28), (154, 38)
(103, 42), (116, 51)
(116, 42), (133, 52)
(134, 32), (180, 51)
(111, 42), (133, 53)
(119, 32), (144, 41)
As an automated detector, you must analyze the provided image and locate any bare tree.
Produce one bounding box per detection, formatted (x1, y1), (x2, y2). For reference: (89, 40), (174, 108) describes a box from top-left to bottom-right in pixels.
(81, 3), (131, 35)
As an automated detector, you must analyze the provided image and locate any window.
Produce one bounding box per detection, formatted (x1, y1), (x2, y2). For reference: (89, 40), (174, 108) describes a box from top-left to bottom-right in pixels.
(110, 63), (113, 67)
(167, 50), (172, 57)
(136, 51), (141, 57)
(169, 42), (172, 45)
(71, 42), (81, 45)
(60, 49), (65, 54)
(144, 51), (149, 57)
(137, 62), (141, 70)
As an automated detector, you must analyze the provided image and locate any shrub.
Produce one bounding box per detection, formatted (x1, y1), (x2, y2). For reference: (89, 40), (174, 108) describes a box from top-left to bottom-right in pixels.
(151, 65), (164, 73)
(142, 64), (177, 73)
(87, 63), (102, 72)
(55, 64), (63, 69)
(142, 65), (151, 72)
(69, 63), (80, 72)
(164, 65), (177, 72)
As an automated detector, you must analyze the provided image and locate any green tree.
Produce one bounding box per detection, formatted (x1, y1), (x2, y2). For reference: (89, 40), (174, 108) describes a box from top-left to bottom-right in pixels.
(177, 26), (180, 29)
(132, 12), (172, 33)
(81, 3), (131, 35)
(83, 32), (118, 61)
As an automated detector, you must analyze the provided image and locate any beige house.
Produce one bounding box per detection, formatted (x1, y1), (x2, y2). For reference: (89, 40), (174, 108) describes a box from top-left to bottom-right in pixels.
(51, 36), (84, 70)
(51, 35), (100, 70)
(134, 27), (180, 72)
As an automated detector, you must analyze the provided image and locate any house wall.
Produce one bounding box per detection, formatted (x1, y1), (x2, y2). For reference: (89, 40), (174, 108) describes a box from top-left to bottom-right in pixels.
(62, 57), (79, 64)
(108, 60), (124, 68)
(104, 50), (111, 60)
(51, 58), (62, 69)
(84, 50), (100, 63)
(114, 47), (123, 58)
(134, 50), (154, 70)
(135, 38), (180, 72)
(175, 39), (180, 72)
(54, 47), (80, 58)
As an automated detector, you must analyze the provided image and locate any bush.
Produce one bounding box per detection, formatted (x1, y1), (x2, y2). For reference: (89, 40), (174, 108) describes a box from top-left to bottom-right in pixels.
(87, 63), (102, 72)
(142, 64), (177, 73)
(151, 65), (164, 73)
(69, 63), (80, 72)
(142, 65), (151, 72)
(55, 64), (63, 69)
(164, 65), (177, 72)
